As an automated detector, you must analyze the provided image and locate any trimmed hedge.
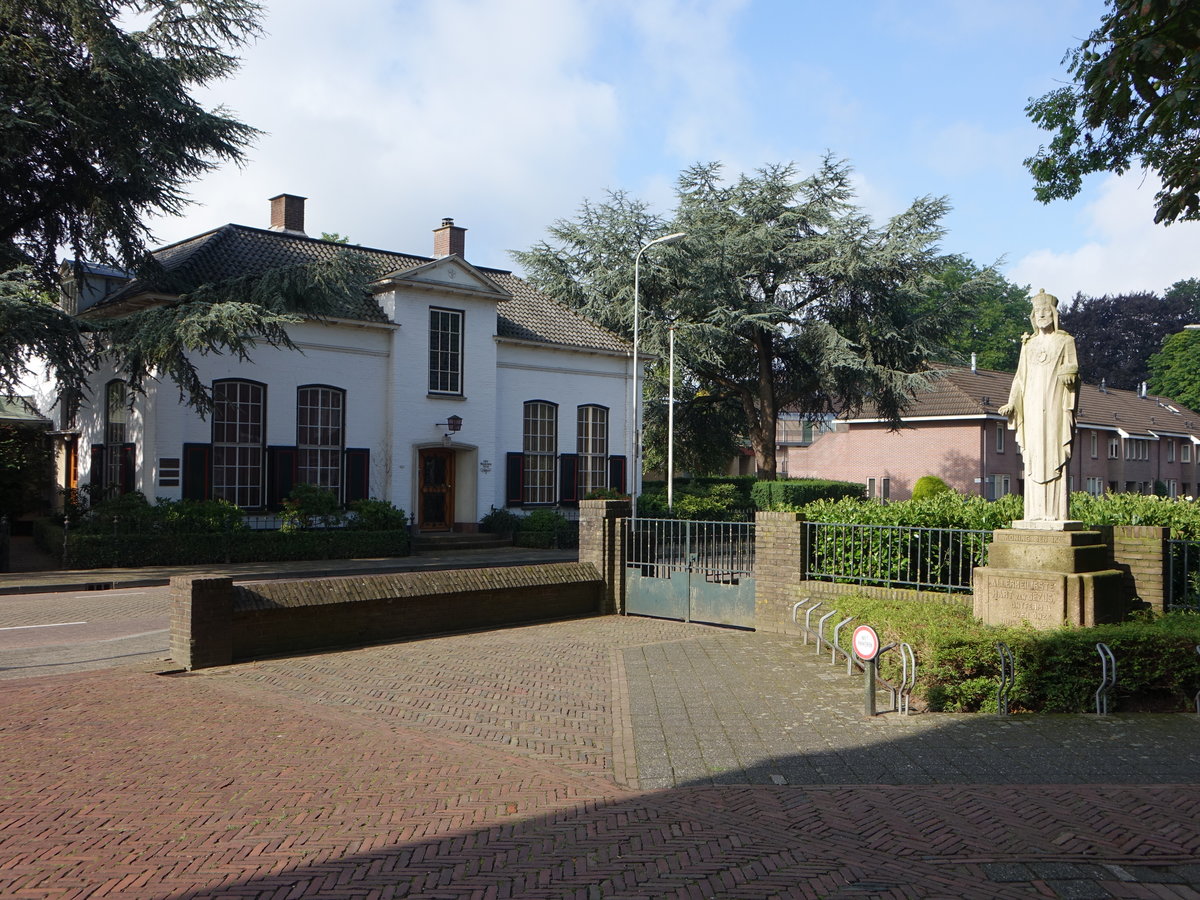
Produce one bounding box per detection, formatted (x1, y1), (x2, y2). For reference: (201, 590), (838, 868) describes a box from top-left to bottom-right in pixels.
(62, 529), (410, 569)
(752, 478), (865, 509)
(824, 594), (1200, 713)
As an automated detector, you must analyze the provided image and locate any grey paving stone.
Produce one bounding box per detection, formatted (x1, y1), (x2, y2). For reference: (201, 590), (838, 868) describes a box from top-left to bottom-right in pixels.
(1044, 880), (1113, 899)
(982, 863), (1035, 882)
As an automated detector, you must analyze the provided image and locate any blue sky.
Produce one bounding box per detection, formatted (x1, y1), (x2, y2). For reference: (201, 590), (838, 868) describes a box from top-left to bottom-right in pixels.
(154, 0), (1200, 297)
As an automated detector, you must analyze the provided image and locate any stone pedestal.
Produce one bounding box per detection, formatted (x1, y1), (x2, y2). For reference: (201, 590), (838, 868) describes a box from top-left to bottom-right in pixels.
(973, 528), (1125, 628)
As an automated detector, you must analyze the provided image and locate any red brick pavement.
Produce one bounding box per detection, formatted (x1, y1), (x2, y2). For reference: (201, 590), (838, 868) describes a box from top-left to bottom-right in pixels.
(1, 619), (1198, 899)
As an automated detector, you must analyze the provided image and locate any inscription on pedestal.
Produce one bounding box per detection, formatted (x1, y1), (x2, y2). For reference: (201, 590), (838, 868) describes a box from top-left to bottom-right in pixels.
(985, 575), (1061, 625)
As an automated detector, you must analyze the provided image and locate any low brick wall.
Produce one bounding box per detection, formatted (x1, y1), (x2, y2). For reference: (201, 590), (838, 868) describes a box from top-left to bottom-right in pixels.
(171, 563), (603, 669)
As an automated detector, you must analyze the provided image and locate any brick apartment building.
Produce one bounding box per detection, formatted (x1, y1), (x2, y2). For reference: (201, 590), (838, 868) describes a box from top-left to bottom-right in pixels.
(778, 365), (1200, 502)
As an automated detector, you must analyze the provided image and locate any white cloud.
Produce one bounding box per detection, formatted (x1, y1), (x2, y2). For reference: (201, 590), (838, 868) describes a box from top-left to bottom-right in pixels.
(1007, 172), (1200, 295)
(150, 0), (624, 268)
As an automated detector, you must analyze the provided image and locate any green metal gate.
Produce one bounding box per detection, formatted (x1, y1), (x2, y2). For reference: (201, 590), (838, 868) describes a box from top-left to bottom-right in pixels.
(624, 518), (756, 629)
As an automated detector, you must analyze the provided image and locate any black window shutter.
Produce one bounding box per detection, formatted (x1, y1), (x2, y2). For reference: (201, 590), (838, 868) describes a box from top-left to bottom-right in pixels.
(89, 446), (104, 493)
(267, 446), (298, 510)
(182, 443), (211, 501)
(607, 455), (627, 493)
(119, 443), (136, 495)
(505, 452), (524, 507)
(559, 453), (579, 505)
(344, 448), (370, 503)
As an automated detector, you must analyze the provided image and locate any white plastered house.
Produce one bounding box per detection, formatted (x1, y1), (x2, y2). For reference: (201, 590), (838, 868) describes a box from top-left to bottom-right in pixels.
(56, 195), (635, 531)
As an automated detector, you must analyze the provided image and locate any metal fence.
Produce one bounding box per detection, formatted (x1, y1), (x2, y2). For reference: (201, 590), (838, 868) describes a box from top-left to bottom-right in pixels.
(626, 518), (756, 580)
(1167, 539), (1200, 611)
(804, 521), (990, 593)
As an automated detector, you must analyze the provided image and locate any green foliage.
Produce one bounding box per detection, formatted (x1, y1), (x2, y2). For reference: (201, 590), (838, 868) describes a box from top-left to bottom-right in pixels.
(803, 492), (1023, 529)
(638, 478), (754, 520)
(517, 158), (978, 479)
(930, 255), (1031, 373)
(1068, 491), (1200, 538)
(346, 499), (407, 531)
(911, 475), (954, 502)
(1025, 0), (1200, 224)
(63, 529), (409, 569)
(0, 423), (51, 517)
(829, 595), (1200, 712)
(280, 483), (342, 533)
(1059, 289), (1193, 391)
(2, 0), (263, 285)
(479, 506), (522, 535)
(751, 479), (866, 510)
(514, 508), (576, 548)
(0, 270), (92, 404)
(1148, 328), (1200, 411)
(72, 493), (248, 535)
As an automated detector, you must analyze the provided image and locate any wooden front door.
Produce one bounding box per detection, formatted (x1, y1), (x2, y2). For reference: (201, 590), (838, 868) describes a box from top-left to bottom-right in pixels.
(419, 448), (455, 531)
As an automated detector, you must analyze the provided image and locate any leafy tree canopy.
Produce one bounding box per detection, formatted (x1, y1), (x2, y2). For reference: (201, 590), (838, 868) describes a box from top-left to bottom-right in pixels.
(1, 1), (380, 413)
(515, 157), (982, 479)
(931, 255), (1030, 372)
(1059, 285), (1195, 390)
(1025, 0), (1200, 224)
(1148, 328), (1200, 411)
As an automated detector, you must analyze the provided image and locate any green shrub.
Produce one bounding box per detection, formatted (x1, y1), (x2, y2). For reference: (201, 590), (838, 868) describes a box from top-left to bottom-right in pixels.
(583, 486), (627, 500)
(1068, 492), (1200, 538)
(638, 479), (753, 521)
(751, 478), (865, 510)
(824, 595), (1200, 712)
(346, 498), (407, 531)
(911, 475), (954, 501)
(280, 483), (343, 532)
(515, 508), (574, 548)
(63, 528), (410, 568)
(479, 506), (522, 535)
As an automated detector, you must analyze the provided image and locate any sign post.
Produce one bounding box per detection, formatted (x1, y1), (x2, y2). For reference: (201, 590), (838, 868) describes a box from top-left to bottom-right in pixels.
(853, 625), (881, 717)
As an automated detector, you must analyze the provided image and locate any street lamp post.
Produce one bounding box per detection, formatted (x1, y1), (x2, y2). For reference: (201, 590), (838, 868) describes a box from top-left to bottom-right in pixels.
(667, 323), (676, 510)
(631, 232), (685, 520)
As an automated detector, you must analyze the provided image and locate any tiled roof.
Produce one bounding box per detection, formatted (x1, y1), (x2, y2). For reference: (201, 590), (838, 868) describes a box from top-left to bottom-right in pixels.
(847, 365), (1200, 439)
(91, 225), (629, 354)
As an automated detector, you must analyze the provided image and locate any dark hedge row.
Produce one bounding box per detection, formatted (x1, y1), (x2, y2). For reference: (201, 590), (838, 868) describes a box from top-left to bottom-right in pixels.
(825, 594), (1200, 713)
(46, 527), (410, 569)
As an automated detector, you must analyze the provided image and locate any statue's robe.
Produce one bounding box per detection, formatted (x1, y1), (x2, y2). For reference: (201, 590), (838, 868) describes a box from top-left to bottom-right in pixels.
(1005, 329), (1079, 521)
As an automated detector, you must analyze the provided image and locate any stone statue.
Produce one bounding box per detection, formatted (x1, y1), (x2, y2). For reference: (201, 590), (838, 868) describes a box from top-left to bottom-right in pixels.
(998, 289), (1080, 525)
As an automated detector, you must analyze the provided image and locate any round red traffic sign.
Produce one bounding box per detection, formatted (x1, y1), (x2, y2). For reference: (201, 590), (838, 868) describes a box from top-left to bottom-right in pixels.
(852, 625), (880, 661)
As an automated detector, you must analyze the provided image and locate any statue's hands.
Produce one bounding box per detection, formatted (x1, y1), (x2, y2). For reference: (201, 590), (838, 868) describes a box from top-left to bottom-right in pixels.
(998, 403), (1014, 418)
(1059, 373), (1079, 390)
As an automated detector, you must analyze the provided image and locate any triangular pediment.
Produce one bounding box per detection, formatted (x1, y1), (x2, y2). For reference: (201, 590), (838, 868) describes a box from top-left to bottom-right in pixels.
(371, 256), (512, 303)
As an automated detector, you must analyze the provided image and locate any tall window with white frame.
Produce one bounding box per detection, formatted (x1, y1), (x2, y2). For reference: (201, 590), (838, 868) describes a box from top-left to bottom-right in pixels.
(577, 405), (608, 498)
(297, 385), (344, 498)
(523, 401), (557, 504)
(103, 379), (127, 491)
(212, 380), (265, 508)
(428, 307), (463, 395)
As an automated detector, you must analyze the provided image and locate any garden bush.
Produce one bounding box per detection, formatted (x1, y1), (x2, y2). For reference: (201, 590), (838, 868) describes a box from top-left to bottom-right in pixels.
(751, 478), (865, 510)
(514, 508), (575, 548)
(479, 506), (522, 535)
(823, 594), (1200, 713)
(637, 479), (752, 521)
(346, 498), (407, 531)
(910, 475), (954, 501)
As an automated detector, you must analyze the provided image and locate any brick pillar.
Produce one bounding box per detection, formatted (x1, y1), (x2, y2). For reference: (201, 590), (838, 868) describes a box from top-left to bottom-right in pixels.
(1111, 525), (1169, 613)
(170, 575), (234, 670)
(578, 499), (629, 614)
(753, 511), (806, 633)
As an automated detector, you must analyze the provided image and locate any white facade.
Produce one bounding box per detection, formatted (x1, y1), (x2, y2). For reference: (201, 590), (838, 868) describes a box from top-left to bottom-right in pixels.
(70, 246), (634, 530)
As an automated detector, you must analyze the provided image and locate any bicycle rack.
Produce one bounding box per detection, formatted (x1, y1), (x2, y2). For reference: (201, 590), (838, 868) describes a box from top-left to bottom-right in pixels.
(791, 599), (821, 645)
(897, 642), (916, 715)
(1095, 642), (1117, 715)
(996, 642), (1014, 717)
(832, 616), (855, 670)
(816, 609), (838, 655)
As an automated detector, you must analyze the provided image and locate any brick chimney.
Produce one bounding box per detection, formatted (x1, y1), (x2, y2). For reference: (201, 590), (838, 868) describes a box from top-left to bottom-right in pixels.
(269, 194), (307, 235)
(433, 217), (466, 258)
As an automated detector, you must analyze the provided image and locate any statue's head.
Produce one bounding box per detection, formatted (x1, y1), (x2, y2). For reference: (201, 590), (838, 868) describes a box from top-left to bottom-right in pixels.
(1030, 288), (1060, 332)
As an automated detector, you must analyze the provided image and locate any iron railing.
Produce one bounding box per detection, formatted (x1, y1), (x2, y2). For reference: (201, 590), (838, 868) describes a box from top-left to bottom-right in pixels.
(626, 518), (756, 580)
(804, 521), (990, 593)
(1167, 539), (1200, 611)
